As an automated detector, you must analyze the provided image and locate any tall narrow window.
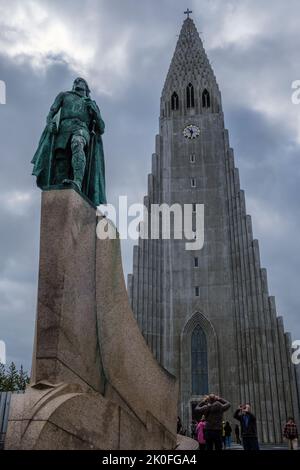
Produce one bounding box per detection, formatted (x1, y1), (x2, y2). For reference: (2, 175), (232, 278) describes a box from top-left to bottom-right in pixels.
(191, 325), (208, 395)
(192, 203), (196, 213)
(194, 257), (199, 267)
(202, 89), (210, 108)
(195, 286), (200, 296)
(190, 154), (195, 163)
(191, 178), (196, 188)
(186, 83), (195, 108)
(171, 91), (179, 110)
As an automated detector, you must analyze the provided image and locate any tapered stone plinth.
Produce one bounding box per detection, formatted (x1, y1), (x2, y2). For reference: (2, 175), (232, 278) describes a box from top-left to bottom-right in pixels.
(31, 188), (104, 392)
(5, 188), (177, 450)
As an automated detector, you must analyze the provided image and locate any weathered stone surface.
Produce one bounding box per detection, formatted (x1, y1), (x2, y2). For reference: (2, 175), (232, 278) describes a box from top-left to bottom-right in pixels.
(5, 384), (120, 450)
(31, 189), (104, 393)
(95, 225), (177, 435)
(176, 434), (199, 450)
(6, 382), (176, 450)
(6, 188), (177, 450)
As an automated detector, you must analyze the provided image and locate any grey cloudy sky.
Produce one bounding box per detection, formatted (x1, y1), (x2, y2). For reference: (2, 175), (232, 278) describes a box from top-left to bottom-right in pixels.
(0, 0), (299, 372)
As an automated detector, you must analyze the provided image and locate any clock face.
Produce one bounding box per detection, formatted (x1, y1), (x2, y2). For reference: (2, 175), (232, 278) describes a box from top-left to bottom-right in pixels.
(183, 124), (200, 139)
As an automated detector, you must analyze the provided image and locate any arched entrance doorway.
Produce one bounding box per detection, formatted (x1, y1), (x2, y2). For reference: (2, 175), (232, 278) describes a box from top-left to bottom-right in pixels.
(180, 312), (220, 435)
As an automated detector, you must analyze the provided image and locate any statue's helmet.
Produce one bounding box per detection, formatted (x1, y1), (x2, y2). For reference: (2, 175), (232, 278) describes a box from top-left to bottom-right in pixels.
(72, 77), (90, 96)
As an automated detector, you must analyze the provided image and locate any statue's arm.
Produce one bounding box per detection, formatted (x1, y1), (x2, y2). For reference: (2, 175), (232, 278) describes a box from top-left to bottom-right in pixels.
(46, 92), (64, 124)
(87, 100), (105, 135)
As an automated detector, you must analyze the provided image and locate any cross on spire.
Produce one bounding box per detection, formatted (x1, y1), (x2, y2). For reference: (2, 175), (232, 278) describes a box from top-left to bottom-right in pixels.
(184, 8), (192, 18)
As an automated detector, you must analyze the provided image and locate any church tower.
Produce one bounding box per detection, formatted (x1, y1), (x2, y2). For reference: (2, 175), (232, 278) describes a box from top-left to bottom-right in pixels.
(128, 16), (300, 442)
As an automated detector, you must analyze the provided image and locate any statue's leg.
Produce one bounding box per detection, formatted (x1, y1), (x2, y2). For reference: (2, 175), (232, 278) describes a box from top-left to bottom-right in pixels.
(53, 150), (69, 185)
(70, 135), (86, 191)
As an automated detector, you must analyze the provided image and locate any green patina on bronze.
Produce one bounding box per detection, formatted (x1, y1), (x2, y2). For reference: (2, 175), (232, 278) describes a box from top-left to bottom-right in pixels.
(31, 77), (107, 206)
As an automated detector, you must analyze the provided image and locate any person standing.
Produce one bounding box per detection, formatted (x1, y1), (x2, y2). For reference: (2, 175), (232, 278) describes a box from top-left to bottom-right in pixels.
(224, 421), (232, 449)
(283, 417), (298, 450)
(195, 394), (231, 451)
(191, 419), (197, 440)
(234, 404), (260, 451)
(196, 416), (207, 450)
(235, 424), (241, 444)
(177, 416), (183, 435)
(222, 420), (226, 449)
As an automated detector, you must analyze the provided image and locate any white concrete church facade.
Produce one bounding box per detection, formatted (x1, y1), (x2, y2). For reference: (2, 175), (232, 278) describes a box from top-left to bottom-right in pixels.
(128, 16), (300, 443)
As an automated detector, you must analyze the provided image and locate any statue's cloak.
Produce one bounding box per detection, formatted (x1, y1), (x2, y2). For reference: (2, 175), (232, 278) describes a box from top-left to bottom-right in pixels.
(31, 124), (107, 207)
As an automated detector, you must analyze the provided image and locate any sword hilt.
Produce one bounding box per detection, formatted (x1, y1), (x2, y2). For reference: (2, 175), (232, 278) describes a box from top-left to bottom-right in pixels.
(91, 119), (96, 135)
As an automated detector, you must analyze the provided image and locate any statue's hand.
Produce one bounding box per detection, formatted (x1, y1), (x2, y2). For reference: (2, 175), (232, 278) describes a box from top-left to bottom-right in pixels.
(86, 99), (98, 115)
(48, 121), (58, 134)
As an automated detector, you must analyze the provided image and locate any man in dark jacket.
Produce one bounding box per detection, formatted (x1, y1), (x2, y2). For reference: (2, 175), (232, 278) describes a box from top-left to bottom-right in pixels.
(195, 394), (231, 450)
(234, 404), (260, 450)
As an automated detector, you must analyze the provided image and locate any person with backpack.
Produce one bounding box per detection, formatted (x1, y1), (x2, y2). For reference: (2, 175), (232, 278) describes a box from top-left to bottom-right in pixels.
(283, 417), (299, 450)
(195, 394), (231, 451)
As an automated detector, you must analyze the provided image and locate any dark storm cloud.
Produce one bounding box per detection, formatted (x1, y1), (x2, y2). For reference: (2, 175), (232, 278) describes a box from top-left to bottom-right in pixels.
(0, 0), (299, 370)
(224, 105), (300, 338)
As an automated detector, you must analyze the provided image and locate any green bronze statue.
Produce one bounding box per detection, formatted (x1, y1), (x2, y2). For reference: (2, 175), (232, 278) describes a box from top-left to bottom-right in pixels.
(31, 77), (107, 205)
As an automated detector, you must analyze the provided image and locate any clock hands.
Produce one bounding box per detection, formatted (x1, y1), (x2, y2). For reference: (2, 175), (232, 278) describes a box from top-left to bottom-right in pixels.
(183, 125), (200, 139)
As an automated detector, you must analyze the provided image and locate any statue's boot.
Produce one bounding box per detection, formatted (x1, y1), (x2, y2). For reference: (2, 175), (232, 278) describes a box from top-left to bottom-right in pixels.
(73, 165), (85, 191)
(62, 178), (82, 191)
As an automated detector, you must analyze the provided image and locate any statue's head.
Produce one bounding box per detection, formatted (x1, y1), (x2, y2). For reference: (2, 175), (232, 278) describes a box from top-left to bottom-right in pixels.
(72, 77), (90, 97)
